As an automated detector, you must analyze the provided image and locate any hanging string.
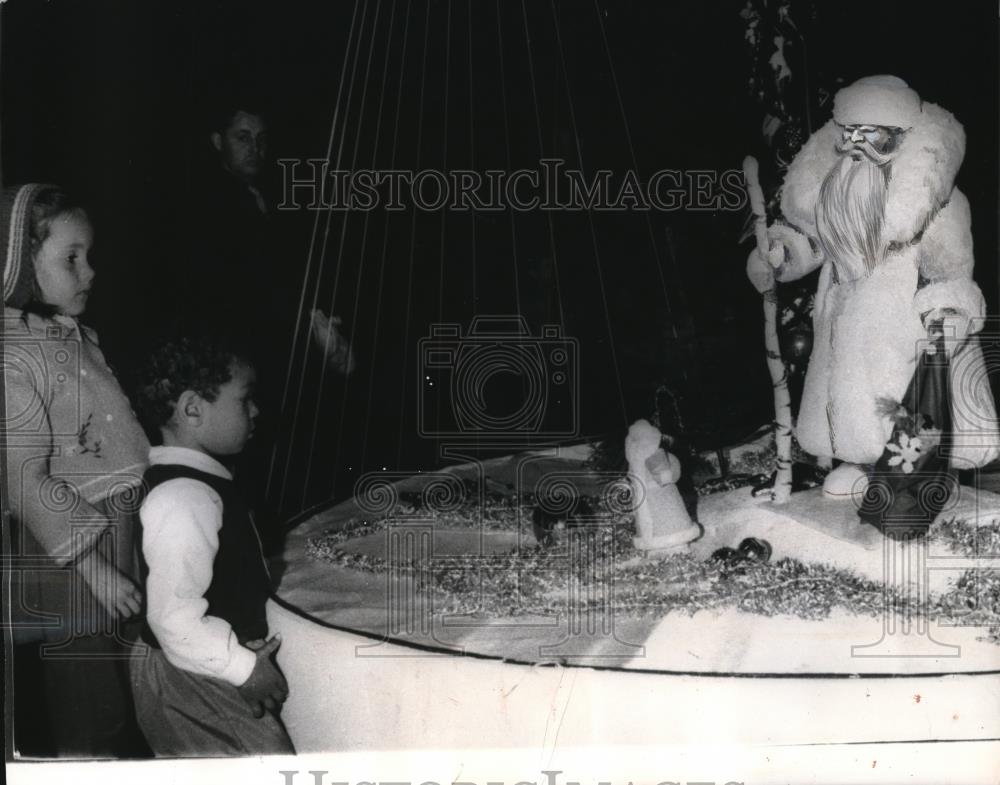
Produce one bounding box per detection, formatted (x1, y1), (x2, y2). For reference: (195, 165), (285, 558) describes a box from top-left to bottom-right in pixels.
(302, 0), (386, 507)
(495, 0), (524, 320)
(394, 0), (435, 467)
(590, 0), (684, 351)
(270, 1), (658, 506)
(468, 0), (481, 459)
(546, 0), (630, 427)
(275, 0), (374, 510)
(359, 0), (411, 474)
(268, 0), (364, 502)
(328, 0), (400, 494)
(468, 0), (477, 311)
(518, 0), (566, 330)
(433, 0), (452, 457)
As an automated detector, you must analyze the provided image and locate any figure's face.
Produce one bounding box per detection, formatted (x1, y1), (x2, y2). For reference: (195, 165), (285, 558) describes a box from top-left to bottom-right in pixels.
(213, 111), (268, 183)
(33, 211), (95, 317)
(198, 361), (259, 456)
(837, 124), (903, 165)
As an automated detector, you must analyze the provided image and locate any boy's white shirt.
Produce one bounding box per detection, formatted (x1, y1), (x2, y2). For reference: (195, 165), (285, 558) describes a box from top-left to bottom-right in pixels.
(140, 445), (257, 687)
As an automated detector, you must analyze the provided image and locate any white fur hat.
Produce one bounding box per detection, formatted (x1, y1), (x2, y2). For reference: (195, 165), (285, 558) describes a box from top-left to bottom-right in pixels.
(833, 75), (921, 129)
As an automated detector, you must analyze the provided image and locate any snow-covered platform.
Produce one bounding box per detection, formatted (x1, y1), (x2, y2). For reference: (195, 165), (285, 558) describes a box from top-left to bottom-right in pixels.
(268, 598), (1000, 752)
(696, 484), (1000, 592)
(269, 448), (1000, 752)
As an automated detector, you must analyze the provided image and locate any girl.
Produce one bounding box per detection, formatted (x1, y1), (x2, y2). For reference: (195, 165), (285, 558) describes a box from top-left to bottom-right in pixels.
(2, 184), (150, 757)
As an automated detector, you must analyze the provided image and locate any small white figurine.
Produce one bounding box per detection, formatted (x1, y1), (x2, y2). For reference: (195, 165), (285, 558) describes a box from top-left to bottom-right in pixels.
(625, 419), (701, 556)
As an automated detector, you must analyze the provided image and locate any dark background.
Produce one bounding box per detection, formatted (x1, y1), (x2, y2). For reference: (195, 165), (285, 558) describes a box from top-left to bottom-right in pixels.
(2, 0), (997, 512)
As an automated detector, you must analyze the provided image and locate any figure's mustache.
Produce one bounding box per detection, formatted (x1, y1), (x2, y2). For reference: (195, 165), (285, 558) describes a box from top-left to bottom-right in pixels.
(837, 138), (893, 167)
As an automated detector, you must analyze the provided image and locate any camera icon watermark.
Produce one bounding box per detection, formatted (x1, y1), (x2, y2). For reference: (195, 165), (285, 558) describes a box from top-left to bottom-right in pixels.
(1, 316), (81, 438)
(418, 316), (578, 441)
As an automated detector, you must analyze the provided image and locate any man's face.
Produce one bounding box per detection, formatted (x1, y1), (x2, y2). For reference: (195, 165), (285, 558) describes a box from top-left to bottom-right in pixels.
(837, 124), (903, 165)
(213, 111), (268, 183)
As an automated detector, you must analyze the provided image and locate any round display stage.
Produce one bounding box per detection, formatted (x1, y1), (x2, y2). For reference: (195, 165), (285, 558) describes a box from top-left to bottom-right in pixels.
(268, 447), (1000, 752)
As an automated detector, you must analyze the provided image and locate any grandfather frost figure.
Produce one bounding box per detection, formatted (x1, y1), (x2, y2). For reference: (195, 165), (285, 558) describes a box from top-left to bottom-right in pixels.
(748, 75), (998, 498)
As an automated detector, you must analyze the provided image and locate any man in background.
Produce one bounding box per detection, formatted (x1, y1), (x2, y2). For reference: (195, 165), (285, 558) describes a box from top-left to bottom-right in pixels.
(178, 98), (354, 527)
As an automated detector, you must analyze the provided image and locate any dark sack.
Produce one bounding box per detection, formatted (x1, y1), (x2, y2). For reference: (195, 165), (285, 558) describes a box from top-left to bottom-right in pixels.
(858, 334), (956, 539)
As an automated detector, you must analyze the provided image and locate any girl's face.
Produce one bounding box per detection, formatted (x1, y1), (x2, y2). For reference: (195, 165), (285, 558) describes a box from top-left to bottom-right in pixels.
(34, 211), (95, 316)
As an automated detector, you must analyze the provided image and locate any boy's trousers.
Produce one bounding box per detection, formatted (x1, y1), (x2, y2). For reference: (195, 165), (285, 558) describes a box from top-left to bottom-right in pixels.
(129, 647), (295, 756)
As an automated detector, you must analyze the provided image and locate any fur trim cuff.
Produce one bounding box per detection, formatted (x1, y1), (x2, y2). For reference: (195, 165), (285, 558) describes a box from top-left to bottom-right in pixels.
(913, 278), (986, 323)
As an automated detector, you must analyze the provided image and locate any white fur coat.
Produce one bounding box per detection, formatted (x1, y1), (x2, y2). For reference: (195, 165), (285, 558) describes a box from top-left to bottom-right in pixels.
(773, 103), (998, 467)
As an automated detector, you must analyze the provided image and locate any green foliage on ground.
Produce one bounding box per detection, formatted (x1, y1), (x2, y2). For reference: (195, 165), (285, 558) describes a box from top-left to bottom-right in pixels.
(306, 480), (1000, 644)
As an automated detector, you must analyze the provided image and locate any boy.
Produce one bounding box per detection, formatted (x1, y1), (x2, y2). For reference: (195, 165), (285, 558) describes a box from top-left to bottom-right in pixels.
(130, 335), (294, 756)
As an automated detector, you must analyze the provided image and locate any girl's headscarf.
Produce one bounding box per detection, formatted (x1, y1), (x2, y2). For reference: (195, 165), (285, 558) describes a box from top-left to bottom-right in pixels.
(1, 184), (55, 308)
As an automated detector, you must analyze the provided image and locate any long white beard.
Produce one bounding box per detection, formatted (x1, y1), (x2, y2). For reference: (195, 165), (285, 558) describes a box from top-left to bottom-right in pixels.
(816, 153), (889, 282)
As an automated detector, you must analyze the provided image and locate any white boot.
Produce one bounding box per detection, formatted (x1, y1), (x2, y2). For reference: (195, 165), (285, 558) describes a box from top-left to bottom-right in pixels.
(822, 462), (869, 501)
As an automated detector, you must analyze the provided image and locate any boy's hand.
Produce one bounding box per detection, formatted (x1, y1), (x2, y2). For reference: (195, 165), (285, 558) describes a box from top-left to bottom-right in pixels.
(237, 635), (289, 718)
(75, 551), (143, 620)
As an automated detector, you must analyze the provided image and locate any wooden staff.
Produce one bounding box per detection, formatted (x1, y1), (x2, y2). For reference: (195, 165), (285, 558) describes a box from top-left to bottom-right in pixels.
(743, 156), (792, 503)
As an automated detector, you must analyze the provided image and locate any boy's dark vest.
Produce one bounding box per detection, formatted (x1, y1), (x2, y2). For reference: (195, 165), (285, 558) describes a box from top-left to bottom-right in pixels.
(137, 463), (271, 648)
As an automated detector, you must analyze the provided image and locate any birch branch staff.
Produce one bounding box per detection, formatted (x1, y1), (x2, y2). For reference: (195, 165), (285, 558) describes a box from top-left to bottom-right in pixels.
(743, 155), (793, 504)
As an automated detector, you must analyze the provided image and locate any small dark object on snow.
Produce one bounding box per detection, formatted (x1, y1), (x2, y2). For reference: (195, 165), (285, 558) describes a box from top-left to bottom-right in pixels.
(398, 491), (423, 511)
(711, 546), (741, 564)
(878, 522), (931, 542)
(710, 546), (748, 578)
(751, 462), (828, 497)
(532, 497), (593, 547)
(532, 506), (562, 546)
(738, 537), (773, 563)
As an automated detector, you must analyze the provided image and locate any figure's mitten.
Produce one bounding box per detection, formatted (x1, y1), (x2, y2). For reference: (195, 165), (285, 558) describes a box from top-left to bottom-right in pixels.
(746, 248), (774, 294)
(644, 449), (682, 486)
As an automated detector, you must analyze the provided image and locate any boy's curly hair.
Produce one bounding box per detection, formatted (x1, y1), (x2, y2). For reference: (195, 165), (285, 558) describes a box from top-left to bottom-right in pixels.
(134, 333), (251, 439)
